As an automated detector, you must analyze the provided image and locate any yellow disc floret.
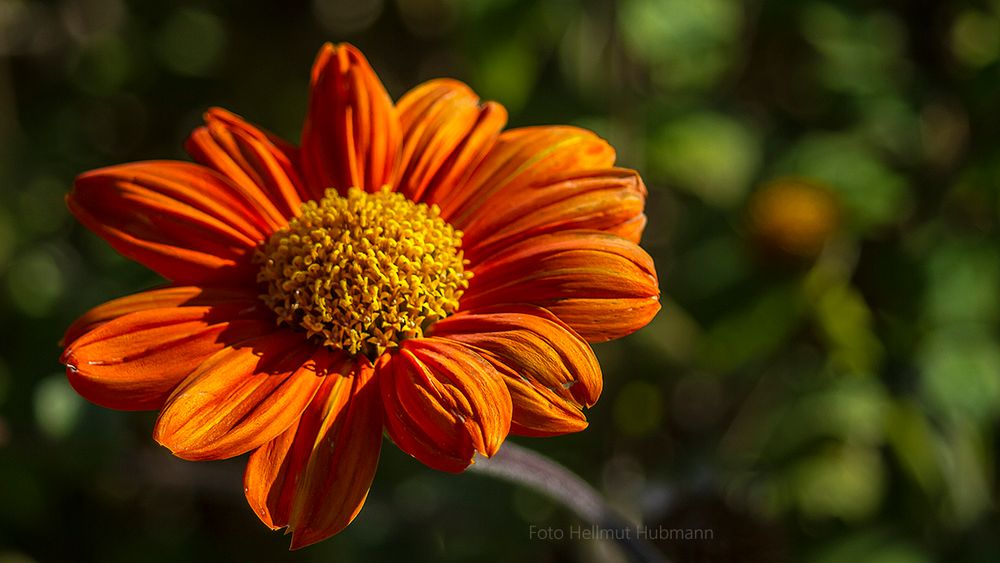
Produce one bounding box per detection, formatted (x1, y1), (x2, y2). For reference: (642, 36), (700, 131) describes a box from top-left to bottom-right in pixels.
(255, 187), (470, 357)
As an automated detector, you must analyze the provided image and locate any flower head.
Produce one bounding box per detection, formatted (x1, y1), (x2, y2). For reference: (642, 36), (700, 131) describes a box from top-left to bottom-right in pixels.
(61, 43), (659, 548)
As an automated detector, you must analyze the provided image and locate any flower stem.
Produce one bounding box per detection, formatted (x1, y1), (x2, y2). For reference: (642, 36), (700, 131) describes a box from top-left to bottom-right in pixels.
(468, 441), (668, 563)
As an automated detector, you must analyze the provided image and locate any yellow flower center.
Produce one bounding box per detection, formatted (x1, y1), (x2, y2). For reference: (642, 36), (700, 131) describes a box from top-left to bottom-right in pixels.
(255, 187), (470, 357)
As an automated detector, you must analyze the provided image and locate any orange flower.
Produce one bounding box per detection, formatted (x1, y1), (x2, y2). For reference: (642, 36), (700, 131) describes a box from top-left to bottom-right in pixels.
(60, 43), (659, 548)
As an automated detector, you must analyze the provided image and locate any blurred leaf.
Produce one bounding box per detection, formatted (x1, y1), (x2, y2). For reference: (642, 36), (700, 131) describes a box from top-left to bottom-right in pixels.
(651, 112), (762, 208)
(0, 357), (9, 407)
(886, 400), (943, 497)
(4, 247), (65, 318)
(939, 419), (993, 527)
(70, 34), (132, 95)
(697, 283), (802, 372)
(918, 326), (1000, 422)
(800, 3), (908, 96)
(614, 380), (664, 437)
(619, 0), (742, 92)
(511, 487), (557, 524)
(950, 9), (1000, 68)
(791, 443), (885, 521)
(60, 0), (126, 42)
(155, 8), (227, 76)
(809, 280), (884, 374)
(0, 206), (14, 271)
(733, 375), (889, 470)
(0, 451), (45, 526)
(674, 236), (751, 302)
(923, 238), (1000, 325)
(0, 551), (39, 563)
(808, 530), (931, 563)
(776, 133), (910, 232)
(633, 297), (703, 365)
(15, 175), (70, 237)
(471, 38), (538, 114)
(33, 374), (84, 440)
(559, 10), (611, 101)
(774, 377), (889, 455)
(314, 0), (385, 35)
(859, 96), (922, 161)
(459, 0), (518, 20)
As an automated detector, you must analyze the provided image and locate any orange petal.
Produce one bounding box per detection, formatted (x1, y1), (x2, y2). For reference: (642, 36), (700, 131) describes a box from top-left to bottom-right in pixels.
(244, 417), (298, 531)
(439, 126), (616, 225)
(288, 359), (383, 549)
(431, 305), (601, 437)
(62, 286), (256, 346)
(378, 337), (512, 473)
(461, 231), (660, 342)
(68, 161), (271, 284)
(154, 332), (335, 461)
(301, 43), (400, 198)
(61, 298), (273, 411)
(395, 79), (507, 203)
(462, 167), (648, 262)
(243, 357), (383, 549)
(186, 107), (306, 225)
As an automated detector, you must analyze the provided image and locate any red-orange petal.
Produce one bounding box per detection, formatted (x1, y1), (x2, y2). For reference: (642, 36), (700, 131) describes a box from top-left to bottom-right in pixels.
(430, 305), (601, 437)
(61, 286), (256, 346)
(462, 167), (648, 263)
(61, 297), (273, 411)
(243, 357), (383, 549)
(68, 161), (271, 284)
(153, 332), (335, 461)
(395, 79), (507, 203)
(244, 417), (298, 531)
(301, 42), (400, 198)
(439, 126), (616, 225)
(186, 107), (306, 225)
(378, 337), (512, 473)
(288, 359), (382, 549)
(461, 231), (660, 342)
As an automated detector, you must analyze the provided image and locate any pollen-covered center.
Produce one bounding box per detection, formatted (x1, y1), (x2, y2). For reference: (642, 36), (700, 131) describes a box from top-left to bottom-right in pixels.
(255, 187), (470, 356)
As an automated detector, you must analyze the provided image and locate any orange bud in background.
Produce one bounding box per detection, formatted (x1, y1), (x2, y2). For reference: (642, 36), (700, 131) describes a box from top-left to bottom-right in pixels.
(747, 178), (841, 261)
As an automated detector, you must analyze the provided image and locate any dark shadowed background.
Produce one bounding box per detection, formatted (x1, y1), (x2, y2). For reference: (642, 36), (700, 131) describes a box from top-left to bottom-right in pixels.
(1, 0), (999, 561)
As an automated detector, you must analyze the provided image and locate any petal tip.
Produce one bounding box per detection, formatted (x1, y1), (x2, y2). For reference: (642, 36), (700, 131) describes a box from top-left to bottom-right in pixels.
(481, 436), (505, 459)
(288, 526), (338, 551)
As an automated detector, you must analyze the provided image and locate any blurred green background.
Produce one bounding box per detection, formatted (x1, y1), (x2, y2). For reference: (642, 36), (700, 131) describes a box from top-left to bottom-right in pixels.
(1, 0), (999, 561)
